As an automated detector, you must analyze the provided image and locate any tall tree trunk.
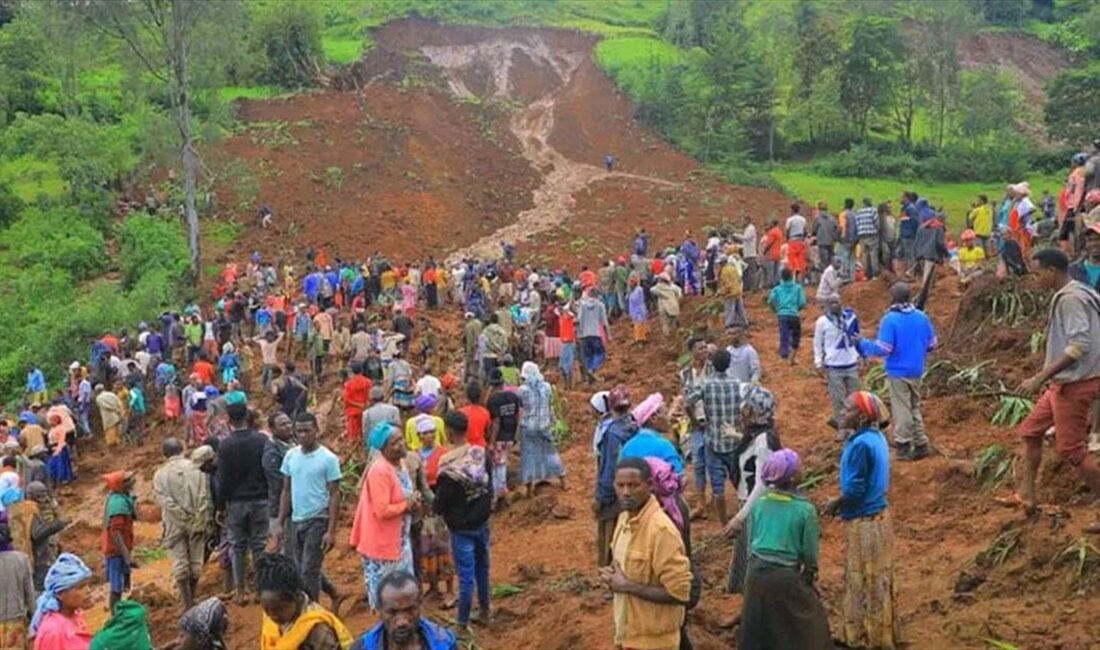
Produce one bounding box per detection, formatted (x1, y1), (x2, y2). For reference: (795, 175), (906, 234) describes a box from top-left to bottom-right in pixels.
(170, 0), (200, 282)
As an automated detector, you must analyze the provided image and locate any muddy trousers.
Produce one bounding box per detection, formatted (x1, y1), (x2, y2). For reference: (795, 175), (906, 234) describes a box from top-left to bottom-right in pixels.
(827, 367), (862, 435)
(888, 377), (929, 448)
(226, 499), (268, 592)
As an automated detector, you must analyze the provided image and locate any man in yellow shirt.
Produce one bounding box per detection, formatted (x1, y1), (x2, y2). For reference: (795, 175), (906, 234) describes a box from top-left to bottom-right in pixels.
(601, 457), (692, 650)
(967, 194), (994, 255)
(717, 255), (747, 328)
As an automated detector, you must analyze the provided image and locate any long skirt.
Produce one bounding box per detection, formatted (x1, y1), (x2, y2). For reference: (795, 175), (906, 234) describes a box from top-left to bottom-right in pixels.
(542, 336), (562, 360)
(492, 441), (512, 499)
(362, 520), (414, 611)
(739, 558), (833, 650)
(727, 509), (751, 594)
(519, 426), (565, 484)
(419, 514), (454, 583)
(842, 510), (899, 650)
(46, 447), (74, 484)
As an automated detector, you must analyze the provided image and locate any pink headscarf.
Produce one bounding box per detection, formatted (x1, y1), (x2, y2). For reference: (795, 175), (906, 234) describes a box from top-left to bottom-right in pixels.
(645, 457), (685, 532)
(632, 393), (664, 427)
(761, 448), (801, 487)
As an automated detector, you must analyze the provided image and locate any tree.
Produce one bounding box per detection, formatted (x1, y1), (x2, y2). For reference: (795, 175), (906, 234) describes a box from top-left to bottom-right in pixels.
(250, 2), (324, 88)
(791, 0), (839, 145)
(959, 68), (1020, 138)
(1044, 64), (1100, 142)
(971, 0), (1030, 25)
(912, 1), (969, 150)
(838, 15), (901, 139)
(81, 0), (241, 282)
(0, 179), (22, 230)
(0, 15), (50, 120)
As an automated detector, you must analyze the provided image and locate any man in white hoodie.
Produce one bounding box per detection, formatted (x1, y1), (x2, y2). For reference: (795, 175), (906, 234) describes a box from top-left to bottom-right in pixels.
(813, 296), (862, 439)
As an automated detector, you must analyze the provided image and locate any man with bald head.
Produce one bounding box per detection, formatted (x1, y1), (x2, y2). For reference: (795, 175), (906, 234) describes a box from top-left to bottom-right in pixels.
(153, 436), (212, 611)
(859, 282), (938, 461)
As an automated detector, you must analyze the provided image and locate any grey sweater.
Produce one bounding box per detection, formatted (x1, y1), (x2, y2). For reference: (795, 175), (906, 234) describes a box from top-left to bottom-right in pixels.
(1046, 280), (1100, 384)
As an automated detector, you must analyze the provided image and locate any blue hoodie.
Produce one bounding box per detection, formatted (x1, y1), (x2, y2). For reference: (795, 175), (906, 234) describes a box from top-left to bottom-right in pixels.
(352, 619), (456, 650)
(839, 426), (890, 520)
(858, 304), (937, 378)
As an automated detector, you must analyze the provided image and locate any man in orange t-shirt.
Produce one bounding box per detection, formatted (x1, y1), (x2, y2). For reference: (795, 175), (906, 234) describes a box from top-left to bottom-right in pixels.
(760, 220), (785, 288)
(343, 365), (372, 442)
(458, 381), (492, 448)
(192, 355), (215, 385)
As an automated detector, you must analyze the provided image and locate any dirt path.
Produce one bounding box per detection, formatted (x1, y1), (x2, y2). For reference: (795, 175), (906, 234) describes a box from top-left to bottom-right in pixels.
(421, 34), (677, 264)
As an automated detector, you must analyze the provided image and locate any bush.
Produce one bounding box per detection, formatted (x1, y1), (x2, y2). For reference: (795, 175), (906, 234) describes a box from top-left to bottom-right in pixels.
(3, 208), (107, 281)
(116, 215), (190, 289)
(251, 3), (324, 88)
(811, 145), (919, 179)
(0, 178), (22, 229)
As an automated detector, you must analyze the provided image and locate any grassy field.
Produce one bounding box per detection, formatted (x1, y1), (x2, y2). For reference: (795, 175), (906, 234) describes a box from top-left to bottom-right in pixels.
(595, 36), (683, 94)
(773, 169), (1065, 232)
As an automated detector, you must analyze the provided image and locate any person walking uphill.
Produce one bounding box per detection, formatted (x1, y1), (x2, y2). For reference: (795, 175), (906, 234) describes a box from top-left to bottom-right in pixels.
(600, 457), (693, 650)
(100, 470), (137, 613)
(858, 282), (938, 461)
(153, 438), (211, 613)
(737, 450), (832, 650)
(577, 289), (611, 384)
(767, 269), (807, 365)
(216, 401), (270, 605)
(717, 254), (748, 329)
(433, 411), (493, 630)
(1015, 250), (1100, 533)
(826, 392), (899, 650)
(276, 413), (343, 606)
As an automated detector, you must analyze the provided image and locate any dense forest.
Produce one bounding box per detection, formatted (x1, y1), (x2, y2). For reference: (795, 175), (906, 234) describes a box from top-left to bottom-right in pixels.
(0, 0), (1096, 398)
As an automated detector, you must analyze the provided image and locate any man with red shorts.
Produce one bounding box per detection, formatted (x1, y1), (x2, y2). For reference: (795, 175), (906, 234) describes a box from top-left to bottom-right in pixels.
(1016, 248), (1100, 532)
(785, 203), (808, 284)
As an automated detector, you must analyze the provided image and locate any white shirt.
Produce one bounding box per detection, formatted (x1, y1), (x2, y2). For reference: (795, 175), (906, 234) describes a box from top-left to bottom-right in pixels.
(416, 375), (441, 397)
(817, 265), (842, 302)
(741, 224), (758, 258)
(813, 314), (860, 369)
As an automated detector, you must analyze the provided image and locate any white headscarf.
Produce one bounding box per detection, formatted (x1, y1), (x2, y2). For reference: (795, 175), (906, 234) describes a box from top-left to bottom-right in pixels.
(520, 361), (543, 384)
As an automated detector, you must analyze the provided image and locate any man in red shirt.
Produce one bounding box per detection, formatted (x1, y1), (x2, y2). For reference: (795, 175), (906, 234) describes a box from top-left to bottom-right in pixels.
(342, 364), (372, 443)
(458, 382), (492, 448)
(558, 303), (577, 390)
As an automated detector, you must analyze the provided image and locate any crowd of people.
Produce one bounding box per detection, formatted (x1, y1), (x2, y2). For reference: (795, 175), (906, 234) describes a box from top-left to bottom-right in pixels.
(1, 160), (1099, 650)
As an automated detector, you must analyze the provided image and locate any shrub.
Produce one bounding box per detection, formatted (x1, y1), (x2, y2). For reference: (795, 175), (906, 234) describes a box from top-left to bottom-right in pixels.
(251, 3), (324, 88)
(3, 208), (107, 281)
(811, 145), (919, 179)
(0, 178), (23, 229)
(116, 215), (190, 289)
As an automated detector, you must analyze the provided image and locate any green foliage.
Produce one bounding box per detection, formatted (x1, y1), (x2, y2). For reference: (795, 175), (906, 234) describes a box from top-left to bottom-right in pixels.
(1044, 63), (1100, 142)
(0, 15), (49, 120)
(250, 2), (324, 88)
(838, 15), (901, 138)
(959, 68), (1021, 138)
(971, 0), (1031, 26)
(990, 396), (1034, 427)
(116, 216), (190, 289)
(2, 208), (106, 281)
(972, 444), (1014, 490)
(0, 176), (22, 228)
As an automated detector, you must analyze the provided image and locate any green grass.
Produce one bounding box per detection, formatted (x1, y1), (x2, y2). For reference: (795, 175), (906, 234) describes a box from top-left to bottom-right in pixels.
(322, 36), (367, 64)
(218, 85), (285, 102)
(0, 157), (66, 201)
(773, 168), (1064, 232)
(203, 220), (244, 248)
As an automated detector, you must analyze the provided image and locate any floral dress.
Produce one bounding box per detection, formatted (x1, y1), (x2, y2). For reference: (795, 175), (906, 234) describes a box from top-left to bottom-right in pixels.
(361, 466), (415, 611)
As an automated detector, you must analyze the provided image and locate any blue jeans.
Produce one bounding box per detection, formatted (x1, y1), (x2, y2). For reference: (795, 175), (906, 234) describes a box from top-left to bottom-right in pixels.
(778, 316), (801, 359)
(704, 448), (738, 497)
(691, 430), (709, 492)
(451, 526), (491, 625)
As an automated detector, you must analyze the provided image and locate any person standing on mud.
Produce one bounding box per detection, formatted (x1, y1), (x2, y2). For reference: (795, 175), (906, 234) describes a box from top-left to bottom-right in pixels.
(1015, 249), (1100, 532)
(814, 296), (862, 439)
(577, 288), (611, 384)
(216, 401), (270, 605)
(739, 216), (759, 293)
(858, 282), (937, 461)
(594, 386), (638, 566)
(153, 437), (211, 613)
(687, 349), (744, 523)
(600, 457), (692, 650)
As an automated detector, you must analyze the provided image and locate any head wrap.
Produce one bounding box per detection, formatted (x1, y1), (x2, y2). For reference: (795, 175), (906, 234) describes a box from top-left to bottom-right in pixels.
(740, 386), (777, 427)
(760, 448), (801, 487)
(520, 361), (543, 384)
(644, 457), (685, 531)
(414, 393), (438, 413)
(589, 391), (610, 415)
(179, 597), (228, 650)
(609, 385), (631, 409)
(368, 422), (398, 452)
(222, 342), (235, 355)
(224, 391), (247, 406)
(190, 445), (215, 465)
(415, 416), (438, 434)
(441, 373), (458, 391)
(852, 391), (890, 427)
(102, 470), (129, 493)
(631, 393), (664, 426)
(30, 553), (93, 635)
(0, 487), (23, 507)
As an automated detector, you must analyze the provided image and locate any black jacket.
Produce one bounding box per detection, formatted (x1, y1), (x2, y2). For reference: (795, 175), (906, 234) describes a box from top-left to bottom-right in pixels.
(434, 470), (492, 533)
(216, 427), (269, 509)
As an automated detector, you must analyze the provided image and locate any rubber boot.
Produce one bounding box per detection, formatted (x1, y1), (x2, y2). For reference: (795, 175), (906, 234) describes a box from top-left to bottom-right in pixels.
(178, 578), (193, 613)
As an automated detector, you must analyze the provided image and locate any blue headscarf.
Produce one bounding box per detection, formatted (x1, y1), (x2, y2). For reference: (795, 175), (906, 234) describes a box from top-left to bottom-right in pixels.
(368, 422), (397, 452)
(30, 553), (93, 635)
(0, 486), (22, 507)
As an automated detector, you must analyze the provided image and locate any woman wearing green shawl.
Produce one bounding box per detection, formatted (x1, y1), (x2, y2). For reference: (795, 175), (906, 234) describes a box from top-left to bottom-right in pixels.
(90, 600), (153, 650)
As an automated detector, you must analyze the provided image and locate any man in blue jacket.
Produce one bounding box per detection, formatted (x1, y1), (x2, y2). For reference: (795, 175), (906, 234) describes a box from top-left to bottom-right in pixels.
(859, 282), (938, 461)
(352, 570), (456, 650)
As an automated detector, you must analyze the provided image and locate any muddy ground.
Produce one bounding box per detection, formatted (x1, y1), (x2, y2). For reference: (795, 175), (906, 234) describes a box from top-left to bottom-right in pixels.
(58, 18), (1099, 650)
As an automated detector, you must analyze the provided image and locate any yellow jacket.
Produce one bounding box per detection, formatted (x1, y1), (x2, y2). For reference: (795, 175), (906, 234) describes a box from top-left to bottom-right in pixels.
(611, 496), (692, 650)
(717, 262), (742, 298)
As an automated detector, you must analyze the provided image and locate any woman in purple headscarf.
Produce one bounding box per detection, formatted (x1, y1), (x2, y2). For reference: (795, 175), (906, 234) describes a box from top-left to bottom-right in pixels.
(736, 448), (832, 650)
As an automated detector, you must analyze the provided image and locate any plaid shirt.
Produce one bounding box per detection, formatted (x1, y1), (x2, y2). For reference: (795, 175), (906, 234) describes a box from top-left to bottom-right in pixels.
(688, 371), (742, 454)
(519, 380), (553, 430)
(855, 206), (880, 238)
